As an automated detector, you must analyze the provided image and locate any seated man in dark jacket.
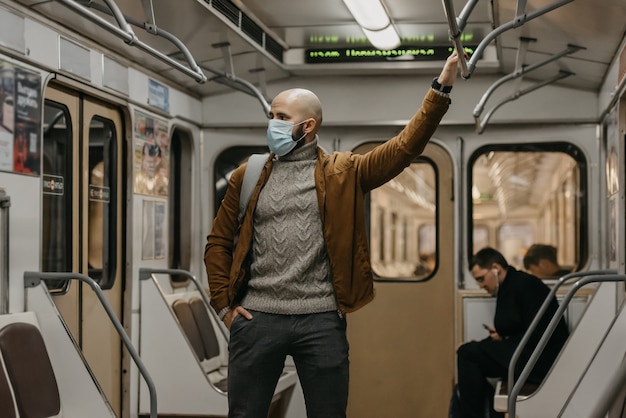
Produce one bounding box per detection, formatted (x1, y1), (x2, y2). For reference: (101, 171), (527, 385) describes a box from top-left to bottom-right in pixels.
(452, 247), (570, 418)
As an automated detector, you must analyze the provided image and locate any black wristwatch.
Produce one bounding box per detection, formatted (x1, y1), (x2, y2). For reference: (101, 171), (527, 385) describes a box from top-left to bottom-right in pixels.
(431, 77), (452, 93)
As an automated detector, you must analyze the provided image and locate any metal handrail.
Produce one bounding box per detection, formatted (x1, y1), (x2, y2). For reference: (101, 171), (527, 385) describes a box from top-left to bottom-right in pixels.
(201, 65), (271, 117)
(508, 273), (626, 418)
(138, 268), (229, 342)
(440, 0), (478, 78)
(24, 271), (158, 418)
(0, 189), (9, 314)
(469, 0), (575, 76)
(208, 42), (271, 116)
(475, 71), (573, 134)
(55, 0), (207, 83)
(508, 269), (616, 394)
(473, 44), (584, 133)
(82, 2), (270, 116)
(442, 0), (575, 78)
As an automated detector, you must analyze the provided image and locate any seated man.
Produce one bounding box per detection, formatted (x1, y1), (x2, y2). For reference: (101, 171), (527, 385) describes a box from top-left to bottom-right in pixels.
(523, 244), (572, 278)
(451, 247), (570, 418)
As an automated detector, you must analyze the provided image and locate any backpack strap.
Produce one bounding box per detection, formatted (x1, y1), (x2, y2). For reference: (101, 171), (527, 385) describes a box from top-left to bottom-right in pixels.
(238, 153), (269, 223)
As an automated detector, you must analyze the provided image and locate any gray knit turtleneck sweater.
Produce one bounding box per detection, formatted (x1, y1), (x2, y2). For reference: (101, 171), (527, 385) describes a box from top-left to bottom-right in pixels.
(241, 138), (337, 315)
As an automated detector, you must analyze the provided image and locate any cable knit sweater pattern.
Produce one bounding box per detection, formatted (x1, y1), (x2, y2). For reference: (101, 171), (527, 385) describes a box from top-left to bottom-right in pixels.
(242, 140), (337, 314)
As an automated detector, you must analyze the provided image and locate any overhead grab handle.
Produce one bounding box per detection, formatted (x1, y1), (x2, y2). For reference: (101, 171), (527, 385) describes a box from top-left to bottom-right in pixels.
(205, 69), (271, 117)
(206, 42), (272, 117)
(443, 0), (575, 78)
(140, 0), (157, 34)
(469, 0), (575, 75)
(249, 67), (269, 102)
(63, 0), (135, 42)
(473, 41), (584, 133)
(82, 0), (207, 83)
(61, 0), (207, 83)
(474, 71), (573, 134)
(440, 0), (479, 78)
(214, 42), (236, 79)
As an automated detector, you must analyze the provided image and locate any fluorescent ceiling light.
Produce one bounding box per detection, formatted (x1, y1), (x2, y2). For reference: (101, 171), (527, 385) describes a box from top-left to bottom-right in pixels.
(342, 0), (390, 30)
(342, 0), (401, 50)
(362, 25), (401, 50)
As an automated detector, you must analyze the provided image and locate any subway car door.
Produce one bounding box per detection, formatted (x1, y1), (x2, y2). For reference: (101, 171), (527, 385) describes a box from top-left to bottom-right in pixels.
(42, 85), (124, 415)
(347, 142), (455, 417)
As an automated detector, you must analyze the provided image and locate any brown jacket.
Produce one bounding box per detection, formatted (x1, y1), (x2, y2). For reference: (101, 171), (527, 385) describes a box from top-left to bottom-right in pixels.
(204, 89), (450, 316)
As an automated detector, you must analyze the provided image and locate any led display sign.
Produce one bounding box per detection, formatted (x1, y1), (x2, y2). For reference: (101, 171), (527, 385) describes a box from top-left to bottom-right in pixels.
(305, 45), (475, 64)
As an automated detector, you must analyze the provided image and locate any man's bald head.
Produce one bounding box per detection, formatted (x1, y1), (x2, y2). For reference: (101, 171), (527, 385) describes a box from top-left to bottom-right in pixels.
(270, 88), (323, 135)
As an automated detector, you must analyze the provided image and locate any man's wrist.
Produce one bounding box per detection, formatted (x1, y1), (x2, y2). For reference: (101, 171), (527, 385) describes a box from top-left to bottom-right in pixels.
(218, 307), (231, 321)
(431, 77), (453, 93)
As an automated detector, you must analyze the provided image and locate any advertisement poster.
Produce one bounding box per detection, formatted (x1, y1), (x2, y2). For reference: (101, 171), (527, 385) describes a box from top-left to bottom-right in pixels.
(0, 61), (42, 175)
(133, 110), (170, 196)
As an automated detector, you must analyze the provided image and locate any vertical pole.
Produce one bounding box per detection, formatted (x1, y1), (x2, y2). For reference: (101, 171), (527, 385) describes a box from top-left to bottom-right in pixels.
(0, 189), (10, 314)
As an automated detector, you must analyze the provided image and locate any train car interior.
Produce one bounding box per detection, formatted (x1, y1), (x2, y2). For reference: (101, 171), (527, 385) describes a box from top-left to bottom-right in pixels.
(0, 0), (625, 417)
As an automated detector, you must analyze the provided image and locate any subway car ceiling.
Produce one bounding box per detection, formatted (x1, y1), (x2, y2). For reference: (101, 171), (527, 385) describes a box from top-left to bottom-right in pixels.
(11, 0), (625, 102)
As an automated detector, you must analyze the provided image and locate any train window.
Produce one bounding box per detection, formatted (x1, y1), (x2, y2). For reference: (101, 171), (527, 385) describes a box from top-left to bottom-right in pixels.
(370, 160), (438, 281)
(168, 129), (192, 284)
(42, 101), (73, 293)
(87, 116), (117, 289)
(469, 144), (587, 274)
(213, 146), (269, 215)
(474, 224), (489, 249)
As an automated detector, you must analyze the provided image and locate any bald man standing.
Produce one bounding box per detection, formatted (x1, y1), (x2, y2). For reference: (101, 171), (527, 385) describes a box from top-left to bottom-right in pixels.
(205, 52), (460, 418)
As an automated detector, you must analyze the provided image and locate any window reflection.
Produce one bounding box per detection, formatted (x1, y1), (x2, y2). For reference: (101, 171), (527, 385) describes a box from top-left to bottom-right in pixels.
(470, 147), (584, 274)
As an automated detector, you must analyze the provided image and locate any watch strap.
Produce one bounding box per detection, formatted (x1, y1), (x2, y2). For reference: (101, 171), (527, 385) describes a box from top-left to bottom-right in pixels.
(432, 77), (452, 93)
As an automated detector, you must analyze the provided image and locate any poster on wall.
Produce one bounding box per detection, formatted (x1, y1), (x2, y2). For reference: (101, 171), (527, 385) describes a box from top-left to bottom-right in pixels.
(0, 60), (42, 175)
(133, 109), (170, 196)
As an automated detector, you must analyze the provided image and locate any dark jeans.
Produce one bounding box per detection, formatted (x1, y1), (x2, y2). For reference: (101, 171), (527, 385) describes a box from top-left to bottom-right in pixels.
(227, 310), (349, 418)
(455, 342), (506, 418)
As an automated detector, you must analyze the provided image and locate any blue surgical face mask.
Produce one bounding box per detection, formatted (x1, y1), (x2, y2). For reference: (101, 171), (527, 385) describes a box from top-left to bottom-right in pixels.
(266, 119), (307, 156)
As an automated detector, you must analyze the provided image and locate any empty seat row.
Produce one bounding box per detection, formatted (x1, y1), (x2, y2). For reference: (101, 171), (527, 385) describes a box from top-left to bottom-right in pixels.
(171, 297), (228, 392)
